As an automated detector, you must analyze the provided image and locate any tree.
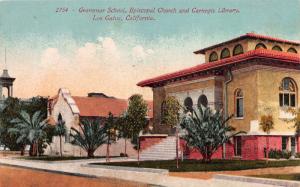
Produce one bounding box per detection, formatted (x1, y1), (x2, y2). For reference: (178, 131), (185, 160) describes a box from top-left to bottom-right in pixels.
(180, 106), (243, 163)
(161, 96), (181, 167)
(0, 96), (48, 152)
(9, 110), (48, 156)
(0, 97), (23, 151)
(105, 112), (116, 162)
(117, 114), (130, 156)
(70, 119), (108, 158)
(259, 114), (274, 161)
(125, 94), (148, 148)
(54, 113), (66, 157)
(161, 96), (181, 128)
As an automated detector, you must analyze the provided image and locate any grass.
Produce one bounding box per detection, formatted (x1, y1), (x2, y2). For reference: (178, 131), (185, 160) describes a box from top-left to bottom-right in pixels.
(91, 159), (300, 172)
(250, 173), (300, 181)
(22, 155), (123, 161)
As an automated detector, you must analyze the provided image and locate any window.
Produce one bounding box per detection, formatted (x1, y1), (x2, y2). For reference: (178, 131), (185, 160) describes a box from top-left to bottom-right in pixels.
(184, 97), (193, 113)
(235, 136), (242, 156)
(272, 45), (283, 51)
(255, 43), (267, 49)
(282, 136), (287, 151)
(279, 77), (297, 107)
(197, 94), (208, 108)
(233, 44), (244, 56)
(287, 47), (297, 54)
(209, 51), (218, 62)
(220, 48), (230, 59)
(235, 89), (244, 118)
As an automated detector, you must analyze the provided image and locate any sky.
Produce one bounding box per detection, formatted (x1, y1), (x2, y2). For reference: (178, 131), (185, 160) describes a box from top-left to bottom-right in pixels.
(0, 0), (299, 100)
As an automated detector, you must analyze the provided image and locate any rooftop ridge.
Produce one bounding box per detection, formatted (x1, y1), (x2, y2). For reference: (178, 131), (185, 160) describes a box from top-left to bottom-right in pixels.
(194, 33), (300, 54)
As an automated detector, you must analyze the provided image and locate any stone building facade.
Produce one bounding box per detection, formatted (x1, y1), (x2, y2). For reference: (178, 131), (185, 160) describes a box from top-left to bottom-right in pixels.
(138, 33), (300, 160)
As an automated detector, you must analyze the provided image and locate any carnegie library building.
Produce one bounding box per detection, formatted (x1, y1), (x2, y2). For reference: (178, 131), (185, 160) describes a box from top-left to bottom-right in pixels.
(138, 33), (300, 160)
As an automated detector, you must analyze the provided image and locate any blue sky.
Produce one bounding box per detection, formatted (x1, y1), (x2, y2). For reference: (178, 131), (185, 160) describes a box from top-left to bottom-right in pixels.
(0, 0), (299, 99)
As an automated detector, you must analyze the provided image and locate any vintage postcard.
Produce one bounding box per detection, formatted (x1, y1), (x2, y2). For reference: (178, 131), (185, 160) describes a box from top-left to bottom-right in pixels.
(0, 0), (300, 187)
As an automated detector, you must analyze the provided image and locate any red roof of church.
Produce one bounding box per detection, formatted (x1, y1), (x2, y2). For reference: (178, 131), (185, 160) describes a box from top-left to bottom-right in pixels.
(137, 49), (300, 87)
(194, 33), (300, 54)
(72, 96), (153, 118)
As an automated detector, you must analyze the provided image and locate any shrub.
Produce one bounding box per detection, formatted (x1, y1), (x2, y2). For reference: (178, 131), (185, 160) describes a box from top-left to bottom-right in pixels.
(295, 152), (300, 158)
(120, 153), (128, 157)
(268, 149), (291, 159)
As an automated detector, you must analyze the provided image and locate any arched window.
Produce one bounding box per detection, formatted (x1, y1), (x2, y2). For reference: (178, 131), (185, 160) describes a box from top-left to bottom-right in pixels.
(279, 78), (297, 107)
(197, 94), (208, 108)
(272, 45), (283, 51)
(184, 97), (193, 113)
(233, 44), (244, 56)
(235, 89), (244, 118)
(287, 47), (297, 54)
(209, 51), (218, 62)
(220, 48), (230, 59)
(255, 43), (267, 50)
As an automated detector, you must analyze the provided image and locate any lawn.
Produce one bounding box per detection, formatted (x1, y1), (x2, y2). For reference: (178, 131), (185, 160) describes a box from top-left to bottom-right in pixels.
(91, 159), (300, 172)
(22, 155), (122, 161)
(251, 173), (300, 181)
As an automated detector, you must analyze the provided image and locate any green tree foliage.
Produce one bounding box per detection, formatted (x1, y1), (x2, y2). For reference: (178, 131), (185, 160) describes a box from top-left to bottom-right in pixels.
(180, 106), (243, 163)
(9, 110), (48, 156)
(161, 96), (181, 128)
(22, 96), (48, 117)
(122, 94), (148, 148)
(70, 119), (108, 157)
(0, 97), (23, 150)
(0, 96), (48, 151)
(54, 113), (66, 157)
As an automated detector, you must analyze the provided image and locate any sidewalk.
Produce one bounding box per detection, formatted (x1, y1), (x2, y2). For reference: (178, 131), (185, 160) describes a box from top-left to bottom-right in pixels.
(0, 157), (292, 187)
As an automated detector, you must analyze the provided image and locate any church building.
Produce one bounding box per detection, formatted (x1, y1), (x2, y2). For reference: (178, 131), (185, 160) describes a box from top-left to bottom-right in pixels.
(137, 33), (300, 160)
(46, 88), (153, 157)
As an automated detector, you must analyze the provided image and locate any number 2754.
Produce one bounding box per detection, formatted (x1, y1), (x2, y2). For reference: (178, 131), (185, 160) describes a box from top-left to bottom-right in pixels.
(56, 8), (68, 13)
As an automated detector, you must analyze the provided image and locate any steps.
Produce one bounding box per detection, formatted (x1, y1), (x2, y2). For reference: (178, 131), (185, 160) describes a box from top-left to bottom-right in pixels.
(140, 136), (180, 161)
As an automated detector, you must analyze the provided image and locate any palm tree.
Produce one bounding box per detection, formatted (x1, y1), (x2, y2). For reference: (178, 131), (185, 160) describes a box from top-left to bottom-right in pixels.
(259, 114), (274, 162)
(9, 110), (47, 156)
(70, 119), (108, 158)
(180, 106), (244, 163)
(54, 113), (66, 157)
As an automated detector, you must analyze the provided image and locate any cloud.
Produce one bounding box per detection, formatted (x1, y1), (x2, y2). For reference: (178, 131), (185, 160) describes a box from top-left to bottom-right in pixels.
(10, 34), (204, 100)
(131, 45), (154, 62)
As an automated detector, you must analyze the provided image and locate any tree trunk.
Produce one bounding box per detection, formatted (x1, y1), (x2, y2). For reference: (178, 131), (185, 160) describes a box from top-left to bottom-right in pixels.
(59, 136), (63, 157)
(124, 139), (127, 156)
(106, 143), (110, 162)
(36, 141), (39, 157)
(87, 149), (94, 158)
(266, 135), (269, 164)
(20, 145), (25, 156)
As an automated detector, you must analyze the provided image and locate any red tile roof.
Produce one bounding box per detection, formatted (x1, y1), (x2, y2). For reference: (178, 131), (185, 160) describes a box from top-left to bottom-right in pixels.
(137, 49), (300, 87)
(72, 96), (153, 118)
(194, 33), (300, 54)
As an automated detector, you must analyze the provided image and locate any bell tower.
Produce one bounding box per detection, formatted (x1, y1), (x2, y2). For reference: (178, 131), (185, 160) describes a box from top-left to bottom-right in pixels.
(0, 49), (15, 100)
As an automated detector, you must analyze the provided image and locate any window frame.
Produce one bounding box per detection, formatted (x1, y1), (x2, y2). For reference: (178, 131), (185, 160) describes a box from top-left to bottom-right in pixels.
(209, 51), (218, 62)
(287, 47), (297, 54)
(233, 44), (244, 56)
(220, 48), (231, 59)
(272, 45), (283, 51)
(255, 43), (267, 50)
(279, 77), (297, 108)
(235, 89), (244, 118)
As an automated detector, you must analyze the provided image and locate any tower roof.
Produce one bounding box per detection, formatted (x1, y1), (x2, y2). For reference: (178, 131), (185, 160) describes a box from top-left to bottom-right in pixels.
(0, 69), (15, 82)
